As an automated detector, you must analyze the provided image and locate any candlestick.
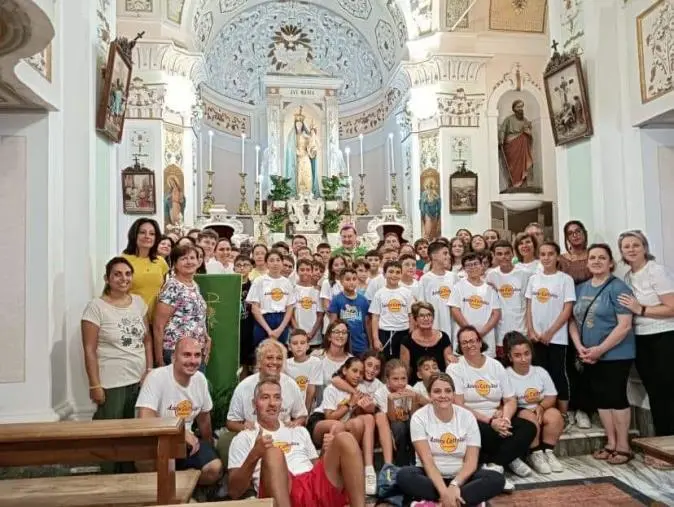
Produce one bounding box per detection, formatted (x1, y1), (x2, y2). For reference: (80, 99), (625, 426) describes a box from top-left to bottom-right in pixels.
(359, 133), (364, 175)
(208, 130), (213, 170)
(389, 132), (395, 175)
(387, 136), (392, 204)
(356, 173), (369, 215)
(238, 171), (251, 215)
(344, 147), (351, 178)
(198, 131), (204, 212)
(390, 172), (401, 213)
(255, 145), (261, 214)
(241, 133), (246, 175)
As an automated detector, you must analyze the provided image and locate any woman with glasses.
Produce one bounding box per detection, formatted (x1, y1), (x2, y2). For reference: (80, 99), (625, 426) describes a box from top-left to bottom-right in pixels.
(400, 302), (456, 380)
(396, 372), (505, 505)
(447, 326), (537, 491)
(316, 319), (353, 386)
(618, 231), (674, 456)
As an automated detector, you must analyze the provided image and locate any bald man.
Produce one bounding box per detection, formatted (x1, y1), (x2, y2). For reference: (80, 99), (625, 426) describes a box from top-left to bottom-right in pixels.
(136, 336), (223, 485)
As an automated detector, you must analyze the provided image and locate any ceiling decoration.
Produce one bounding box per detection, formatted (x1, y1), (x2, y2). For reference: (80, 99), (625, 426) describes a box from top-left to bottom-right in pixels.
(125, 0), (153, 12)
(338, 0), (373, 19)
(219, 0), (247, 13)
(386, 0), (407, 47)
(489, 0), (547, 33)
(204, 2), (389, 105)
(167, 0), (186, 23)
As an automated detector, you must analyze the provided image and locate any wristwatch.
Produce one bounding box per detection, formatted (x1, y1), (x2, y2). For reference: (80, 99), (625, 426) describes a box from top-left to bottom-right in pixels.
(449, 479), (460, 488)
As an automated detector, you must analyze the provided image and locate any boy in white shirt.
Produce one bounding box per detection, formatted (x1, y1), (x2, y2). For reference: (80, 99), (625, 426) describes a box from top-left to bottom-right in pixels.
(365, 247), (399, 301)
(136, 336), (222, 485)
(285, 329), (322, 412)
(449, 252), (501, 356)
(486, 240), (531, 359)
(412, 356), (439, 401)
(292, 259), (323, 347)
(198, 229), (227, 274)
(418, 241), (457, 336)
(365, 250), (382, 279)
(399, 253), (420, 299)
(370, 260), (414, 360)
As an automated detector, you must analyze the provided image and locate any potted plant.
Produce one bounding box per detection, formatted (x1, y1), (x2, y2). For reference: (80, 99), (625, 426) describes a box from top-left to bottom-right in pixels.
(323, 209), (343, 246)
(268, 175), (293, 209)
(267, 207), (288, 243)
(321, 175), (346, 211)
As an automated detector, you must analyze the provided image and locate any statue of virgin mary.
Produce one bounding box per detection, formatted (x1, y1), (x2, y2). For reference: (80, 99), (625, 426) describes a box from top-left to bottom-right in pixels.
(284, 107), (320, 196)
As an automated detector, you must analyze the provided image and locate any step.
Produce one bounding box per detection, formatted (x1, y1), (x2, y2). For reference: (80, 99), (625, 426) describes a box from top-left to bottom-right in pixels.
(556, 424), (640, 457)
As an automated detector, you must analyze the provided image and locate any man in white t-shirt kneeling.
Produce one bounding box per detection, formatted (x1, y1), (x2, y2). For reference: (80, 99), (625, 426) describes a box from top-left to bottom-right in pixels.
(136, 336), (223, 485)
(227, 378), (366, 507)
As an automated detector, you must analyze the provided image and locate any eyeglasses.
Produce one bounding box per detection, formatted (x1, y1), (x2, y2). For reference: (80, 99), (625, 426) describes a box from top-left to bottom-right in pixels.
(459, 338), (480, 347)
(464, 261), (481, 268)
(331, 329), (348, 335)
(417, 313), (434, 319)
(567, 229), (583, 236)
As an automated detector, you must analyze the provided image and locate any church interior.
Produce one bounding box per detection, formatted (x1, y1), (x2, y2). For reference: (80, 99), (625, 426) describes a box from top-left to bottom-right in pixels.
(2, 0), (674, 505)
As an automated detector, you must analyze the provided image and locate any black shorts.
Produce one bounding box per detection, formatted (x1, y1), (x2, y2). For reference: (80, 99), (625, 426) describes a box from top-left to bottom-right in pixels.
(532, 342), (569, 401)
(585, 359), (632, 410)
(176, 439), (219, 471)
(307, 412), (326, 445)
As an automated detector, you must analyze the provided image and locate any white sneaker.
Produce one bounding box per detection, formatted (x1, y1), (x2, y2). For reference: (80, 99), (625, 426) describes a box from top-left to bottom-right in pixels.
(528, 450), (552, 474)
(482, 462), (504, 474)
(575, 410), (592, 429)
(503, 477), (515, 493)
(545, 449), (564, 473)
(364, 466), (377, 496)
(509, 458), (533, 477)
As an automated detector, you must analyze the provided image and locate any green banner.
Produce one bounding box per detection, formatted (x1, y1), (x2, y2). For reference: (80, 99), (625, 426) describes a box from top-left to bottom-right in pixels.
(195, 273), (241, 428)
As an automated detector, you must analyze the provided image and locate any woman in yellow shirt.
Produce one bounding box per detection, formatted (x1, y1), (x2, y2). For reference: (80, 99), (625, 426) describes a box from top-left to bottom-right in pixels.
(121, 218), (168, 322)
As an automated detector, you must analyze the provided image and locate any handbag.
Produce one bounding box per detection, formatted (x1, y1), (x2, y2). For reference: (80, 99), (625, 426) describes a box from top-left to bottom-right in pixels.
(574, 276), (616, 372)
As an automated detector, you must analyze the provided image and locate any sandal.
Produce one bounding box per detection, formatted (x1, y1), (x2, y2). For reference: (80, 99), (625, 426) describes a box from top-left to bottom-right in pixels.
(592, 447), (615, 460)
(607, 450), (634, 465)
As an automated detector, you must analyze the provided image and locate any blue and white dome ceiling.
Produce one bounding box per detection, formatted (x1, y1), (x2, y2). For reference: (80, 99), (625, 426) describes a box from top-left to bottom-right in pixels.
(193, 0), (409, 105)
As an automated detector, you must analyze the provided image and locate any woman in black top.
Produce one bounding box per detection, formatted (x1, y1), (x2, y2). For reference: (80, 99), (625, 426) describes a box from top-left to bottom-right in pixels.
(400, 302), (457, 379)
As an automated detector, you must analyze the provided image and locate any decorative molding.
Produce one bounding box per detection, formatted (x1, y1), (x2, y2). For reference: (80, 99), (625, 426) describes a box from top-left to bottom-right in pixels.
(126, 77), (166, 119)
(403, 55), (490, 87)
(451, 135), (472, 170)
(125, 0), (153, 13)
(375, 20), (397, 71)
(386, 0), (408, 47)
(132, 40), (205, 83)
(491, 62), (542, 94)
(339, 86), (404, 138)
(164, 122), (184, 166)
(561, 0), (584, 53)
(489, 0), (547, 33)
(25, 43), (52, 82)
(167, 0), (186, 24)
(96, 0), (112, 59)
(203, 99), (251, 136)
(419, 130), (440, 171)
(436, 88), (484, 127)
(338, 0), (372, 20)
(194, 9), (213, 51)
(446, 0), (470, 29)
(219, 0), (247, 13)
(410, 0), (434, 37)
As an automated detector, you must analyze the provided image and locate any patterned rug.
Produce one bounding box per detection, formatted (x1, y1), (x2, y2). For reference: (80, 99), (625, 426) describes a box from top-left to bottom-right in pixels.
(489, 477), (657, 506)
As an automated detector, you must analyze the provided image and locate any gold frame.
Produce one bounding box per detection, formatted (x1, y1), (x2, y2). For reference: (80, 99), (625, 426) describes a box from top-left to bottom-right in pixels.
(637, 0), (672, 104)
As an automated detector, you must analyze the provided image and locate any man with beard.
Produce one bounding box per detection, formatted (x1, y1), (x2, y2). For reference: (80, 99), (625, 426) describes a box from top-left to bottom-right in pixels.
(498, 99), (534, 190)
(227, 378), (366, 507)
(136, 336), (223, 486)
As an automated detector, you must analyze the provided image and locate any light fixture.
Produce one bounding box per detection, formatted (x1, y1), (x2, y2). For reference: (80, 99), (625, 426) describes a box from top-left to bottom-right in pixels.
(165, 74), (195, 114)
(408, 87), (438, 120)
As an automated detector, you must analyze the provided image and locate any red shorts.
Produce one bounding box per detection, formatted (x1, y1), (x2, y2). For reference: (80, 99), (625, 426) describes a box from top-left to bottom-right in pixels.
(260, 459), (349, 507)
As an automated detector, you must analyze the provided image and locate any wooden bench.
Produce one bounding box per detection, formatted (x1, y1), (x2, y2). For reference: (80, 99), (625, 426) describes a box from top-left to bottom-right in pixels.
(632, 435), (674, 465)
(0, 417), (194, 505)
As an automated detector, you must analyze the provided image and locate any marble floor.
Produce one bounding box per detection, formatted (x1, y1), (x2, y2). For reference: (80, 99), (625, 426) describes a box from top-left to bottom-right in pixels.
(509, 454), (674, 505)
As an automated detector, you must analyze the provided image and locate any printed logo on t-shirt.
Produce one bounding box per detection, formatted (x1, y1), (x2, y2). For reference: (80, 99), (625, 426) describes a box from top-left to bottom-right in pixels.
(273, 441), (291, 453)
(523, 387), (540, 404)
(338, 398), (350, 406)
(340, 304), (361, 321)
(295, 375), (308, 392)
(434, 286), (451, 300)
(439, 432), (458, 453)
(171, 400), (193, 419)
(534, 288), (557, 304)
(464, 295), (487, 310)
(269, 288), (285, 302)
(499, 284), (515, 299)
(299, 296), (314, 310)
(387, 299), (403, 313)
(473, 379), (492, 397)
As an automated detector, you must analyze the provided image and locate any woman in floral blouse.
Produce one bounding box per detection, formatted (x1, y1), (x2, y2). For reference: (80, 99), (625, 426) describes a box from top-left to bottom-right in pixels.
(153, 243), (211, 367)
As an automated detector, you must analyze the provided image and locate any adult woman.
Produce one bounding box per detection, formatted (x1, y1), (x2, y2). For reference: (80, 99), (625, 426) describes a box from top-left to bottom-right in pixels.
(154, 243), (210, 367)
(157, 236), (174, 260)
(121, 218), (169, 321)
(470, 234), (487, 253)
(456, 228), (472, 248)
(504, 331), (564, 475)
(214, 238), (234, 273)
(484, 229), (501, 250)
(193, 245), (208, 275)
(447, 326), (536, 491)
(559, 220), (593, 430)
(618, 231), (674, 443)
(513, 232), (539, 272)
(401, 302), (456, 379)
(248, 243), (268, 282)
(449, 237), (465, 275)
(82, 257), (152, 423)
(396, 373), (505, 505)
(570, 243), (636, 465)
(315, 319), (353, 386)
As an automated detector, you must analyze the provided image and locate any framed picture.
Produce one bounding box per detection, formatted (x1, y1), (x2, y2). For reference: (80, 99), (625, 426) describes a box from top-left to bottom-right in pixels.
(96, 41), (132, 143)
(449, 166), (478, 213)
(637, 0), (674, 104)
(122, 163), (156, 215)
(543, 56), (593, 146)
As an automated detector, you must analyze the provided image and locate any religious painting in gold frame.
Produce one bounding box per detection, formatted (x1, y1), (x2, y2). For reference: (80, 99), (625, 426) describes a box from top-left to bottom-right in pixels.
(96, 41), (132, 143)
(122, 162), (156, 215)
(636, 0), (674, 104)
(420, 168), (442, 239)
(449, 164), (478, 214)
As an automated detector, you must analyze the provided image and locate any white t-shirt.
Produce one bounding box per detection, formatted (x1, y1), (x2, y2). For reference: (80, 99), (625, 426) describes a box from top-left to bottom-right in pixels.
(81, 295), (148, 389)
(285, 357), (322, 404)
(320, 279), (343, 303)
(365, 274), (386, 301)
(317, 384), (353, 421)
(246, 275), (297, 314)
(293, 285), (322, 334)
(228, 423), (317, 492)
(135, 365), (212, 427)
(625, 261), (674, 335)
(316, 353), (351, 386)
(227, 372), (307, 424)
(507, 366), (557, 410)
(412, 380), (429, 399)
(205, 257), (227, 274)
(419, 271), (457, 336)
(373, 384), (415, 416)
(410, 404), (481, 477)
(448, 279), (501, 355)
(370, 286), (414, 331)
(447, 356), (514, 418)
(401, 279), (420, 300)
(359, 377), (385, 396)
(486, 268), (531, 346)
(525, 271), (576, 345)
(516, 260), (541, 274)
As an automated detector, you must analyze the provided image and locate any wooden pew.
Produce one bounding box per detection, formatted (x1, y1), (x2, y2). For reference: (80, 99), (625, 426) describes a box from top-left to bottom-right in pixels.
(0, 417), (196, 505)
(632, 436), (674, 465)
